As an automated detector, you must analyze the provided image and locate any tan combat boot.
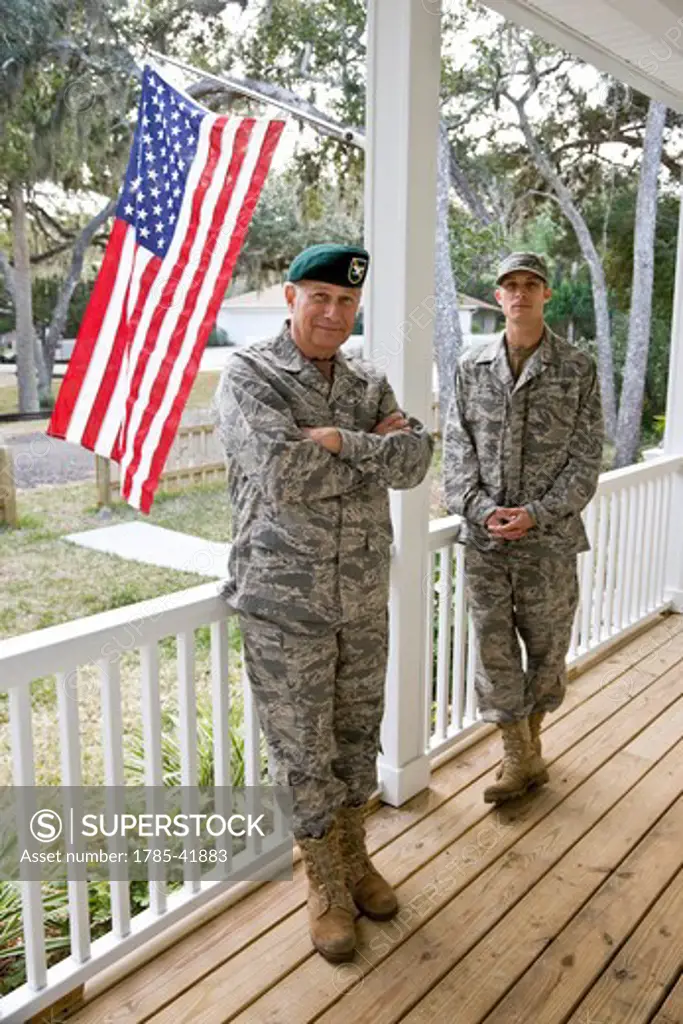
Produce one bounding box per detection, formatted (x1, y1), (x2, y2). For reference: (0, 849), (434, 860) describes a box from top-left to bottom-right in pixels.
(298, 820), (357, 963)
(484, 719), (538, 804)
(495, 710), (549, 786)
(337, 805), (398, 921)
(528, 710), (549, 786)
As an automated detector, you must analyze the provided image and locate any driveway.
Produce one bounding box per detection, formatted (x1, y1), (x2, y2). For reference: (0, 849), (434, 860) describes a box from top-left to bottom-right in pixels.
(5, 431), (96, 488)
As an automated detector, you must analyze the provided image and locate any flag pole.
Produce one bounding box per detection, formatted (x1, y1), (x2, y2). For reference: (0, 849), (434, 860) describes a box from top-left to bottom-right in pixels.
(146, 49), (365, 151)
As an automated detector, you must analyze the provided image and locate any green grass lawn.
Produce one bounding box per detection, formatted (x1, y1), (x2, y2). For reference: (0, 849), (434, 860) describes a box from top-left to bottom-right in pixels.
(0, 478), (241, 789)
(0, 479), (233, 639)
(0, 381), (61, 416)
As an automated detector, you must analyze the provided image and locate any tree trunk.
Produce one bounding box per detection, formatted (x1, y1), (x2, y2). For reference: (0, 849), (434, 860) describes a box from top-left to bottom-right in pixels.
(447, 137), (496, 228)
(10, 183), (39, 413)
(434, 121), (465, 429)
(34, 332), (52, 409)
(511, 96), (618, 442)
(613, 101), (667, 468)
(42, 197), (117, 383)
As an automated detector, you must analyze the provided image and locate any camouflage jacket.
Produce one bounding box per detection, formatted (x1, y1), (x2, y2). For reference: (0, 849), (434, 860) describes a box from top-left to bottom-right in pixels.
(443, 325), (604, 554)
(214, 322), (433, 628)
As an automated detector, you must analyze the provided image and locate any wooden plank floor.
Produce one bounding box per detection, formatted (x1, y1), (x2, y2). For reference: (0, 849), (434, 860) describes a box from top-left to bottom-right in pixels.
(69, 613), (683, 1024)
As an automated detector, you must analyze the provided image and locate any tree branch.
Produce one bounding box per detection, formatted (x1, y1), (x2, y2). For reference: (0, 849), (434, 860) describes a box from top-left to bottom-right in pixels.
(186, 72), (364, 141)
(30, 241), (84, 264)
(26, 200), (76, 244)
(43, 197), (117, 371)
(447, 139), (496, 227)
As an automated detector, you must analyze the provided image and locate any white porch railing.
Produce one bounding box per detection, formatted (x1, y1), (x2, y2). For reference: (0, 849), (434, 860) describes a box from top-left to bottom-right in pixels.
(1, 453), (682, 1020)
(0, 586), (290, 1023)
(424, 453), (683, 760)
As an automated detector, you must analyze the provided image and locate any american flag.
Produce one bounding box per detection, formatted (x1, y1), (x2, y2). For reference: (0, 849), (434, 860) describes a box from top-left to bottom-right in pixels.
(48, 65), (284, 512)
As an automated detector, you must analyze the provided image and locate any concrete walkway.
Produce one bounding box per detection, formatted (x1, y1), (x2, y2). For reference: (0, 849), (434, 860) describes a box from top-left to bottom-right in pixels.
(65, 522), (231, 578)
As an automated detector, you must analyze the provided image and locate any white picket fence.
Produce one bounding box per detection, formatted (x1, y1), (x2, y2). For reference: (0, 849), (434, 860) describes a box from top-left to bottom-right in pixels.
(0, 453), (682, 1020)
(96, 422), (226, 506)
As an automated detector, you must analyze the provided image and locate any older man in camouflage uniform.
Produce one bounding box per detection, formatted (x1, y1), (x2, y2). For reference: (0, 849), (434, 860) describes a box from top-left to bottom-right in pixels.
(444, 252), (604, 805)
(214, 243), (433, 962)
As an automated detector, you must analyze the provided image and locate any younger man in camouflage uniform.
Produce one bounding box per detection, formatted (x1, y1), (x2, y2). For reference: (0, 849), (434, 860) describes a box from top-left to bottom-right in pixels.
(214, 244), (432, 962)
(443, 252), (604, 804)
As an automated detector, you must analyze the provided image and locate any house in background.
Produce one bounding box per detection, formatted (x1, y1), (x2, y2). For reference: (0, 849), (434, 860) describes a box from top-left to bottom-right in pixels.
(0, 330), (15, 362)
(217, 282), (503, 347)
(458, 293), (503, 335)
(0, 331), (75, 363)
(216, 283), (291, 346)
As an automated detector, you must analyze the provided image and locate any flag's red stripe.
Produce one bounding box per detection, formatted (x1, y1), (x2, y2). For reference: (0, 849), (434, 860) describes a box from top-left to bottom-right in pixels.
(81, 254), (160, 454)
(121, 117), (254, 501)
(137, 120), (285, 512)
(118, 116), (231, 491)
(46, 219), (128, 440)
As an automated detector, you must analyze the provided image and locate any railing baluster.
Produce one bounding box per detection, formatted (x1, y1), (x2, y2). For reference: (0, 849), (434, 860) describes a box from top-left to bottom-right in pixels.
(592, 496), (609, 646)
(242, 662), (263, 859)
(580, 502), (597, 652)
(56, 669), (91, 964)
(638, 482), (649, 617)
(630, 483), (646, 623)
(465, 613), (477, 725)
(9, 685), (48, 991)
(568, 548), (581, 660)
(434, 546), (453, 743)
(651, 477), (663, 610)
(451, 544), (467, 733)
(99, 656), (131, 939)
(423, 552), (435, 748)
(603, 491), (619, 638)
(628, 485), (643, 626)
(140, 643), (166, 916)
(621, 488), (634, 628)
(177, 631), (200, 894)
(211, 620), (233, 870)
(658, 472), (673, 605)
(615, 487), (630, 630)
(177, 632), (197, 785)
(642, 480), (656, 614)
(140, 644), (163, 784)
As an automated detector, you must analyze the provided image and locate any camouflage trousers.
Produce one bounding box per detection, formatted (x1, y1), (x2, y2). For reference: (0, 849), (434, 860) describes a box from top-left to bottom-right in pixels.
(464, 545), (580, 723)
(239, 613), (389, 840)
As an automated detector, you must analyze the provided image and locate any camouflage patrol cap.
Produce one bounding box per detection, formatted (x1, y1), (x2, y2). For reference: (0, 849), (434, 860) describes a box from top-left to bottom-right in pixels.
(286, 243), (370, 288)
(496, 252), (549, 285)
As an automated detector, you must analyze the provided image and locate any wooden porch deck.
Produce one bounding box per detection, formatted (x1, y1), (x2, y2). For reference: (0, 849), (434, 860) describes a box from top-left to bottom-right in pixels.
(66, 612), (683, 1024)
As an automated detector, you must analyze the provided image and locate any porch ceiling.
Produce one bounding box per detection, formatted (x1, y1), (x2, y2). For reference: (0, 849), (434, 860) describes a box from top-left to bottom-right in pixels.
(481, 0), (683, 112)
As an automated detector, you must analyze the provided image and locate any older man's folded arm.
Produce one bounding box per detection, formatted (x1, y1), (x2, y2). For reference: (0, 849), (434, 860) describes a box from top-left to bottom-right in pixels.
(215, 362), (365, 505)
(335, 379), (433, 490)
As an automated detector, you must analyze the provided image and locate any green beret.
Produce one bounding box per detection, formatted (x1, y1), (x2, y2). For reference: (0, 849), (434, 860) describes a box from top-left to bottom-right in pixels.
(496, 251), (549, 285)
(286, 243), (370, 288)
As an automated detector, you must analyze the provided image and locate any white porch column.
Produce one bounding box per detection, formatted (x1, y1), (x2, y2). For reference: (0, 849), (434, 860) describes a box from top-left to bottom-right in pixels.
(663, 181), (683, 612)
(364, 0), (441, 805)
